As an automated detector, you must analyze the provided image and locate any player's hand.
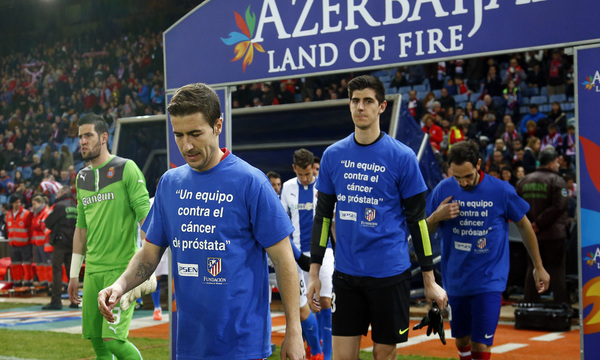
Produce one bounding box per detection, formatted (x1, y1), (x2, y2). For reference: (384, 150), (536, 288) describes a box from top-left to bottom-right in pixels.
(533, 266), (550, 293)
(434, 196), (460, 222)
(423, 270), (447, 309)
(97, 284), (125, 323)
(68, 278), (80, 305)
(306, 271), (322, 313)
(279, 329), (305, 359)
(413, 301), (446, 345)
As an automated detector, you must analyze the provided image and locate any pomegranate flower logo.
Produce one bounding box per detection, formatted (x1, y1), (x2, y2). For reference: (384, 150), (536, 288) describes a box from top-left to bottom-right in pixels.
(221, 6), (265, 72)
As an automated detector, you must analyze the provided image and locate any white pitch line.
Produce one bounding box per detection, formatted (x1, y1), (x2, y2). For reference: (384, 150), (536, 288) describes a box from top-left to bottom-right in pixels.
(530, 332), (566, 342)
(491, 343), (528, 353)
(362, 334), (437, 352)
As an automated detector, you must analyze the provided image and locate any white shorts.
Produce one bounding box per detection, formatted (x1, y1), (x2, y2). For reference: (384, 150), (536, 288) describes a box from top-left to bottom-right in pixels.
(269, 264), (308, 308)
(302, 247), (334, 298)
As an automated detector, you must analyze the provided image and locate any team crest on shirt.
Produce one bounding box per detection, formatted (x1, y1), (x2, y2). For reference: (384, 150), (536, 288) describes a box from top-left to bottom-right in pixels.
(477, 238), (486, 249)
(365, 208), (376, 222)
(107, 167), (115, 178)
(207, 257), (222, 276)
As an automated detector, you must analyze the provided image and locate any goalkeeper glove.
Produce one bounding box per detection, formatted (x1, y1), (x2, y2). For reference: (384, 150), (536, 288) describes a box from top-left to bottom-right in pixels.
(120, 273), (157, 311)
(413, 301), (446, 345)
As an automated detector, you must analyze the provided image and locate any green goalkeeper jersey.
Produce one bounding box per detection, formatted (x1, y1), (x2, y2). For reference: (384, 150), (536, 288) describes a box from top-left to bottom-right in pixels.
(76, 155), (150, 273)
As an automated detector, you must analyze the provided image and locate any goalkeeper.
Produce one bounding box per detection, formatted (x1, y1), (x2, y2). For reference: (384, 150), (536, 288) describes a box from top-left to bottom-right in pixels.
(426, 141), (549, 360)
(68, 114), (150, 360)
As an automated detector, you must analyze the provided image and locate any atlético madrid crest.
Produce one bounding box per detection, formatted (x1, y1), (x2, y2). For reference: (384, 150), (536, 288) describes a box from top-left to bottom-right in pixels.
(365, 208), (376, 222)
(207, 257), (222, 277)
(477, 238), (487, 249)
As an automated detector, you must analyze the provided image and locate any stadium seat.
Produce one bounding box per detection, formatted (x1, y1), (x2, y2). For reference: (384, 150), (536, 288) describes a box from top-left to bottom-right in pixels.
(522, 86), (539, 97)
(413, 83), (429, 92)
(562, 102), (575, 111)
(492, 96), (505, 108)
(75, 161), (86, 172)
(470, 92), (482, 101)
(398, 86), (411, 94)
(521, 97), (530, 105)
(387, 87), (398, 94)
(454, 93), (469, 103)
(540, 86), (548, 96)
(0, 195), (6, 205)
(539, 104), (552, 112)
(475, 100), (485, 109)
(520, 106), (530, 114)
(530, 95), (548, 105)
(549, 94), (567, 103)
(417, 91), (429, 99)
(432, 89), (441, 98)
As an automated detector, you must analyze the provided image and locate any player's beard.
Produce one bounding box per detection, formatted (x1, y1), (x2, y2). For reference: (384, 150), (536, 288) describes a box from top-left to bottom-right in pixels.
(82, 140), (102, 161)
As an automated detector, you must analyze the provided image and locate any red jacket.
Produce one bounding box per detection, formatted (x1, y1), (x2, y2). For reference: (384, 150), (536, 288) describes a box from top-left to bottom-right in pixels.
(6, 207), (32, 247)
(422, 124), (444, 151)
(31, 206), (51, 247)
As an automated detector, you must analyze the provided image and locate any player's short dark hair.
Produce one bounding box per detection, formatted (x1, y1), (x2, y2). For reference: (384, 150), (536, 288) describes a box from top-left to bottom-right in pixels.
(266, 171), (280, 180)
(348, 75), (386, 104)
(293, 148), (315, 169)
(79, 113), (109, 137)
(168, 83), (221, 128)
(313, 156), (320, 165)
(539, 147), (559, 166)
(448, 141), (480, 168)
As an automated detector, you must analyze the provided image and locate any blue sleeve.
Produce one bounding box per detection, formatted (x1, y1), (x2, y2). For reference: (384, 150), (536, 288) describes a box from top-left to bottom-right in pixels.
(315, 150), (335, 195)
(505, 182), (530, 222)
(142, 177), (168, 247)
(399, 150), (428, 200)
(250, 180), (295, 249)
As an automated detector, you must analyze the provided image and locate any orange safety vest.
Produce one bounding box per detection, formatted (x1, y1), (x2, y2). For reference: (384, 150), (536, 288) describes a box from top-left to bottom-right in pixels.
(6, 207), (32, 247)
(31, 206), (51, 247)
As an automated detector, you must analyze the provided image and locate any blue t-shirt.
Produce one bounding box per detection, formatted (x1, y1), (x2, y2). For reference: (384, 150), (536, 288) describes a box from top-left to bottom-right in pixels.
(426, 172), (529, 297)
(142, 152), (294, 360)
(317, 132), (427, 278)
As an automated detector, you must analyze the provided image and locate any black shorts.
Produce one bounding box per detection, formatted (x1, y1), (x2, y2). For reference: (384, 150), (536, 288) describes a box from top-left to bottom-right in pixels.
(331, 269), (411, 345)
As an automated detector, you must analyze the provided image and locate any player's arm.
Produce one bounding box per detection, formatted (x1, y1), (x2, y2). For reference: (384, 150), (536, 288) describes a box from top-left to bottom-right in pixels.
(266, 237), (305, 360)
(515, 215), (550, 293)
(68, 226), (87, 304)
(405, 191), (448, 309)
(98, 238), (164, 322)
(308, 191), (336, 311)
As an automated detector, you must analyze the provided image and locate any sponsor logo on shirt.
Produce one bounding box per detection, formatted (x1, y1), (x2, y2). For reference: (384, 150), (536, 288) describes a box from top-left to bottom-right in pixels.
(339, 211), (357, 221)
(207, 257), (222, 276)
(454, 241), (472, 252)
(81, 192), (115, 206)
(107, 167), (115, 179)
(177, 262), (199, 277)
(291, 202), (313, 211)
(477, 238), (486, 249)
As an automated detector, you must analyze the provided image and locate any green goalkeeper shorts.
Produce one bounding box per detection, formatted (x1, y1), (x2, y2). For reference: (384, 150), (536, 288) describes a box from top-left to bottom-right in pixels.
(82, 269), (135, 341)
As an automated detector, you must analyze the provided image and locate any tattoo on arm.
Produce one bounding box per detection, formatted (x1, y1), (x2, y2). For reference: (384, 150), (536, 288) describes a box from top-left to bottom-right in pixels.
(135, 261), (153, 280)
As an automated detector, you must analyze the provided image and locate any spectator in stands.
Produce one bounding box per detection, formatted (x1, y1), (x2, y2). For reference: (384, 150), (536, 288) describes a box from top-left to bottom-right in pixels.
(58, 144), (74, 172)
(504, 58), (527, 88)
(12, 170), (25, 188)
(0, 170), (13, 194)
(276, 82), (295, 104)
(486, 150), (509, 174)
(479, 94), (498, 118)
(389, 69), (408, 90)
(547, 50), (567, 96)
(422, 114), (443, 152)
(67, 113), (79, 138)
(522, 120), (542, 147)
(422, 91), (436, 114)
(523, 136), (541, 174)
(261, 83), (275, 105)
(449, 114), (467, 147)
(454, 76), (469, 95)
(557, 154), (575, 178)
(500, 165), (516, 186)
(41, 145), (56, 170)
(526, 63), (546, 90)
(30, 166), (43, 189)
(519, 104), (546, 135)
(547, 101), (567, 134)
(407, 90), (424, 121)
(481, 65), (503, 97)
(4, 142), (20, 171)
(438, 87), (455, 114)
(501, 121), (520, 152)
(541, 123), (563, 152)
(478, 111), (499, 143)
(563, 121), (576, 163)
(502, 80), (520, 118)
(406, 64), (426, 85)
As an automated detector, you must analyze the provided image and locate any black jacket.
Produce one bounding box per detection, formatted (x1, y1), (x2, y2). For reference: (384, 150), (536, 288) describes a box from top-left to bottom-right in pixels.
(45, 195), (77, 249)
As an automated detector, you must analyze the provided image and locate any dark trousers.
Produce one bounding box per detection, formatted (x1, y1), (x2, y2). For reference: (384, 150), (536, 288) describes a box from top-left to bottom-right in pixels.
(524, 240), (567, 304)
(51, 246), (72, 305)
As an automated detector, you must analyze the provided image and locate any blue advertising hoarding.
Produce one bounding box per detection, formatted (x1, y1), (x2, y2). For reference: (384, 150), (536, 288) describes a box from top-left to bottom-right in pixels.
(165, 0), (600, 89)
(576, 45), (600, 358)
